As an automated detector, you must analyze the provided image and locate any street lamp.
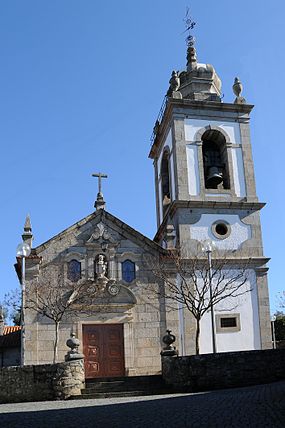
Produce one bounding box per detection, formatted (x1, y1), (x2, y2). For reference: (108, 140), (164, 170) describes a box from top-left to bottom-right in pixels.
(16, 241), (31, 366)
(271, 315), (277, 349)
(202, 239), (217, 354)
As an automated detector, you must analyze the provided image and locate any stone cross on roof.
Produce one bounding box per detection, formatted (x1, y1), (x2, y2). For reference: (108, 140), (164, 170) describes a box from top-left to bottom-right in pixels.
(92, 172), (108, 210)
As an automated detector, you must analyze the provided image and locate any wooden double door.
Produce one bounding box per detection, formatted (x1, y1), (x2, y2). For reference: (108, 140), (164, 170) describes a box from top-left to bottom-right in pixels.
(83, 324), (125, 379)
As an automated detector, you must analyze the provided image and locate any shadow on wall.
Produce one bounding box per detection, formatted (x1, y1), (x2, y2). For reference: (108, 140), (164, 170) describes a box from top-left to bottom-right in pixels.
(161, 349), (285, 392)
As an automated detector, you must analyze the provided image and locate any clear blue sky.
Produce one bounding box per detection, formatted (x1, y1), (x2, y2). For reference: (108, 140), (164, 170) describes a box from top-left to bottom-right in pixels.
(0, 1), (284, 313)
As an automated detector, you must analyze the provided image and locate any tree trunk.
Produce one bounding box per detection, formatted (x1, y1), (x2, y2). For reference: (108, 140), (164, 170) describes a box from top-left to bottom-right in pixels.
(195, 318), (200, 355)
(53, 321), (60, 364)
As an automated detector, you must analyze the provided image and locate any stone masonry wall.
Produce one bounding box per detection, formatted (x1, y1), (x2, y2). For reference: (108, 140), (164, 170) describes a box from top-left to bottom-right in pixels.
(23, 214), (172, 376)
(0, 359), (84, 403)
(162, 349), (285, 392)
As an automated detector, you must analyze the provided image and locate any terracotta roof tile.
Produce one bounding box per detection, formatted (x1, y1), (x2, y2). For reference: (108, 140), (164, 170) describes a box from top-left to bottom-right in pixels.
(3, 326), (21, 335)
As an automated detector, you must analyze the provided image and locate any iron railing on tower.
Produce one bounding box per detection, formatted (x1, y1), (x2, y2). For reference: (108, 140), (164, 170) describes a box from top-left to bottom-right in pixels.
(150, 95), (168, 145)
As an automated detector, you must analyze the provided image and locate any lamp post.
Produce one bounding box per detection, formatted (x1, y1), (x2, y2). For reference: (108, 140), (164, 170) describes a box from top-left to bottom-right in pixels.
(202, 240), (217, 354)
(271, 315), (277, 349)
(16, 242), (31, 367)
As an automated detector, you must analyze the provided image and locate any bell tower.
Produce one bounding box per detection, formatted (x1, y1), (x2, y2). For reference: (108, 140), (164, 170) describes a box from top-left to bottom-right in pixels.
(149, 39), (271, 349)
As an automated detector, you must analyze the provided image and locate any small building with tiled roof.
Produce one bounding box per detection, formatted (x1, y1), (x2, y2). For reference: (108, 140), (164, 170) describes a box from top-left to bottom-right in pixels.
(0, 318), (21, 367)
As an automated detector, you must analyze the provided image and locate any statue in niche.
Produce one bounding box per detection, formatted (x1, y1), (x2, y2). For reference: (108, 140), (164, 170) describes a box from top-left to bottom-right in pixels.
(94, 254), (120, 295)
(96, 254), (108, 280)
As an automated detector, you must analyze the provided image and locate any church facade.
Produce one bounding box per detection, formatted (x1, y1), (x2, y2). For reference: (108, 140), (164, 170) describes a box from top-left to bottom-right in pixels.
(16, 42), (271, 377)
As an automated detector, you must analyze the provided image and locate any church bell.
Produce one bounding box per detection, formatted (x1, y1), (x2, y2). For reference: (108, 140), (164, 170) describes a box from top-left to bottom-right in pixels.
(206, 166), (223, 188)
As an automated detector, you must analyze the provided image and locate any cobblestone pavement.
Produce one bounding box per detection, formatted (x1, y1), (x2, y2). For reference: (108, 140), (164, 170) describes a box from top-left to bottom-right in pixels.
(0, 381), (285, 428)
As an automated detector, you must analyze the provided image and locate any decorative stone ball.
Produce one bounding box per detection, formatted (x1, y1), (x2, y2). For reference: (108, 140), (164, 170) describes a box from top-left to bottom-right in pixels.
(66, 333), (80, 352)
(162, 329), (176, 347)
(233, 77), (243, 97)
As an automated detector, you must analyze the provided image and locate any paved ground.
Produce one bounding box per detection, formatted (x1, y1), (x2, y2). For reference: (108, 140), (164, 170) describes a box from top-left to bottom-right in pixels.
(0, 381), (285, 427)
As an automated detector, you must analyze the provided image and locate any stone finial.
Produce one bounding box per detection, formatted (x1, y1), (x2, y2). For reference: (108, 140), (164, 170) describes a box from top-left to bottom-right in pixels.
(233, 77), (246, 104)
(24, 214), (31, 231)
(167, 71), (182, 98)
(169, 71), (180, 91)
(22, 214), (33, 247)
(95, 193), (106, 210)
(161, 329), (178, 356)
(186, 45), (197, 71)
(65, 333), (84, 361)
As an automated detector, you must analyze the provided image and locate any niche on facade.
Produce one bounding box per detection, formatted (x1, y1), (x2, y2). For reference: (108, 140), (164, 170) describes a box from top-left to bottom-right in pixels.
(94, 254), (108, 280)
(201, 130), (230, 190)
(161, 150), (172, 214)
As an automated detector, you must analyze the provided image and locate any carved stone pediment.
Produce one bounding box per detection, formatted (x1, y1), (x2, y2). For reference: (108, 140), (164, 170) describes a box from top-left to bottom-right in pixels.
(79, 280), (136, 307)
(87, 222), (117, 246)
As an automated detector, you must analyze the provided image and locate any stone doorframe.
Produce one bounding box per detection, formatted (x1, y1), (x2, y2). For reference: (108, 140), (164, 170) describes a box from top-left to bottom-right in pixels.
(75, 316), (136, 376)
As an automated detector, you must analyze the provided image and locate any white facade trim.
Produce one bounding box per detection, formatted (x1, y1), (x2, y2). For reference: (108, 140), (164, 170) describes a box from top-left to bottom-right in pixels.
(231, 147), (246, 197)
(186, 144), (200, 196)
(184, 118), (241, 144)
(189, 213), (251, 251)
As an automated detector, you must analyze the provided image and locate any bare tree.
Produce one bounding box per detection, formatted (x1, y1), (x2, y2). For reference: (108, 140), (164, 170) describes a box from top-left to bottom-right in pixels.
(24, 265), (101, 363)
(277, 291), (285, 310)
(3, 288), (21, 325)
(147, 249), (251, 355)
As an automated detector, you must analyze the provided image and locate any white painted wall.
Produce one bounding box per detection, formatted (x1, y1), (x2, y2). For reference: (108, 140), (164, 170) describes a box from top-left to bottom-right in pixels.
(184, 119), (241, 144)
(190, 214), (251, 251)
(199, 270), (261, 353)
(186, 145), (200, 196)
(170, 153), (176, 200)
(231, 147), (246, 197)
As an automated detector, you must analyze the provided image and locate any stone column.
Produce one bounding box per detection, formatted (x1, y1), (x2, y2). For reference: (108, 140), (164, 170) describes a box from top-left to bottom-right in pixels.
(53, 359), (85, 400)
(255, 269), (272, 349)
(52, 333), (85, 400)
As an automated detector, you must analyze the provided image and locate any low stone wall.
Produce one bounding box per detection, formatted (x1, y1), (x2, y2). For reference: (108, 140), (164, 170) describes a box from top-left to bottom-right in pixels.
(277, 340), (285, 349)
(0, 359), (85, 403)
(162, 349), (285, 392)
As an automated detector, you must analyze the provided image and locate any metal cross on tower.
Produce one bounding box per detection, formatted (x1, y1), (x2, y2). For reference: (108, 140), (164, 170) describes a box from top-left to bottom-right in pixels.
(92, 172), (108, 210)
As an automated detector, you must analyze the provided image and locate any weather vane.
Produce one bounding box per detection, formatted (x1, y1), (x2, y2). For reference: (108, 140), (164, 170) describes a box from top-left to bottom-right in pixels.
(183, 7), (196, 47)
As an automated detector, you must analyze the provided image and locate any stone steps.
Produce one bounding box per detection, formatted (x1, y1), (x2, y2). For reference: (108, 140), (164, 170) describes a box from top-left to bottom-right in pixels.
(77, 390), (170, 399)
(73, 375), (173, 399)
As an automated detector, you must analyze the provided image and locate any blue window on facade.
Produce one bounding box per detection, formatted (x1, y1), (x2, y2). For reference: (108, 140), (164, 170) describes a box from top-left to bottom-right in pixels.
(122, 260), (135, 283)
(67, 259), (81, 282)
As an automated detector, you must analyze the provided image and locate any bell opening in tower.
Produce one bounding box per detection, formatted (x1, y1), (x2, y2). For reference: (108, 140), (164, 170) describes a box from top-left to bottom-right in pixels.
(161, 150), (172, 214)
(201, 130), (230, 190)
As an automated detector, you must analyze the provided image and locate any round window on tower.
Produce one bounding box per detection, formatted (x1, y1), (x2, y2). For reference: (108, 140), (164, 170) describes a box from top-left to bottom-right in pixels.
(211, 220), (231, 240)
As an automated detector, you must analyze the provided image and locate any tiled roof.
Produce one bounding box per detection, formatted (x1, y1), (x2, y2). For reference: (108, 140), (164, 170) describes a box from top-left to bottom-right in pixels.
(0, 326), (21, 349)
(3, 326), (21, 335)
